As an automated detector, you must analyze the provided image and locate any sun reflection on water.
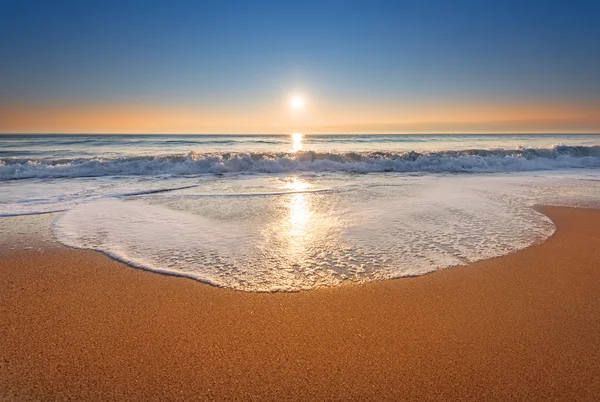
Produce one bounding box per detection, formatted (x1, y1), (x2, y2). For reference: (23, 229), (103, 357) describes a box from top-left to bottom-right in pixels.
(288, 192), (311, 238)
(283, 177), (312, 262)
(284, 177), (311, 238)
(291, 132), (303, 152)
(282, 176), (310, 192)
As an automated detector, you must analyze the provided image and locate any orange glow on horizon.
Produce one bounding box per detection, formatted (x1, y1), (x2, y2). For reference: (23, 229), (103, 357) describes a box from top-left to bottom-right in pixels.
(1, 101), (599, 134)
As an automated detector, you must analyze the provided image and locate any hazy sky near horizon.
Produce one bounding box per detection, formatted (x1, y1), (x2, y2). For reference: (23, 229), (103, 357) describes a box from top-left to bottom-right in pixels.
(1, 0), (600, 134)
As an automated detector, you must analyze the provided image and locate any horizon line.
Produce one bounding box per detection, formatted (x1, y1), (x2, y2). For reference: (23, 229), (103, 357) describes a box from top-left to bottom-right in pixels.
(1, 132), (600, 136)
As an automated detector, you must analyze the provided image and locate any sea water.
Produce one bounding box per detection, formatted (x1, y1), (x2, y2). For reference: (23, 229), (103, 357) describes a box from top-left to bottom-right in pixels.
(1, 134), (599, 291)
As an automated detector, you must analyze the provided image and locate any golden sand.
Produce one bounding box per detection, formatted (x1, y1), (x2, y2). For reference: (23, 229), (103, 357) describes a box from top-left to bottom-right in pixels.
(1, 206), (599, 400)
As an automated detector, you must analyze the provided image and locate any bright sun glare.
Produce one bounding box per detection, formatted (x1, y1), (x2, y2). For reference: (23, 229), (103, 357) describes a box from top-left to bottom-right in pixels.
(291, 132), (303, 152)
(290, 95), (304, 110)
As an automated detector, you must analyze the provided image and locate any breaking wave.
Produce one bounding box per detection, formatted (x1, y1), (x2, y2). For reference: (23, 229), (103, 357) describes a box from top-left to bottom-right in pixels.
(1, 145), (599, 180)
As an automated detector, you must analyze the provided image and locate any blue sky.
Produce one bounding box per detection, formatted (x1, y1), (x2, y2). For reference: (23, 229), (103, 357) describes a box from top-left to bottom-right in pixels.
(1, 0), (599, 133)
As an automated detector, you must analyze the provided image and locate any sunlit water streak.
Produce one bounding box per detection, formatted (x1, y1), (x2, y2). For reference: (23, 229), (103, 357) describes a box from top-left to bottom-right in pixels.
(291, 133), (304, 152)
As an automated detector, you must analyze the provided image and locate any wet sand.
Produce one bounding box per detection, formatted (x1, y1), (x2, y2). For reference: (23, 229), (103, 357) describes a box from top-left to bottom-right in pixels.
(1, 206), (599, 401)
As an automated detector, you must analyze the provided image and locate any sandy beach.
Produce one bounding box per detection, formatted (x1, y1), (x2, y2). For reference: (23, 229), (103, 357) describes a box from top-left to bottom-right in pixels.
(1, 206), (599, 400)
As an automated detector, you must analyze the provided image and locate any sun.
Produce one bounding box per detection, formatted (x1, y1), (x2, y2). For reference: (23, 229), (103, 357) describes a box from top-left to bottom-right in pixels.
(290, 95), (304, 110)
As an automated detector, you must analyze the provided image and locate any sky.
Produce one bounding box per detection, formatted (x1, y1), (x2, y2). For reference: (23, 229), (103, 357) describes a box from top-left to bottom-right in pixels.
(1, 0), (599, 134)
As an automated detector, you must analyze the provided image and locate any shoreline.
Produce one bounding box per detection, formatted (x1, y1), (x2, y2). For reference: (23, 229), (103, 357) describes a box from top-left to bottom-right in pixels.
(1, 206), (600, 400)
(1, 204), (561, 293)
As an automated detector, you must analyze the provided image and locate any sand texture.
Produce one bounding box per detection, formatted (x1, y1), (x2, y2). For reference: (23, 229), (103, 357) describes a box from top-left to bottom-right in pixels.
(1, 206), (600, 401)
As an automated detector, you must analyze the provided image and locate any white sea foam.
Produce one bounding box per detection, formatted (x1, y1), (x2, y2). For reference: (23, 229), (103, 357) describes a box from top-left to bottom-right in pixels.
(1, 145), (599, 180)
(50, 174), (600, 292)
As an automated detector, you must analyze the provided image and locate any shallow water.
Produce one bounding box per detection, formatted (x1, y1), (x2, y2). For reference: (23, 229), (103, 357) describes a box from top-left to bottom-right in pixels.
(1, 134), (599, 291)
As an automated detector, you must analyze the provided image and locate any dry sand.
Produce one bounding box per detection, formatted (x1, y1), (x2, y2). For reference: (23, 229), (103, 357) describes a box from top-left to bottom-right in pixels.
(1, 206), (599, 401)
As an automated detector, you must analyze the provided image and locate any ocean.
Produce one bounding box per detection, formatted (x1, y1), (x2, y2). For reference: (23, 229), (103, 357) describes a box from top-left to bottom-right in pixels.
(1, 134), (599, 291)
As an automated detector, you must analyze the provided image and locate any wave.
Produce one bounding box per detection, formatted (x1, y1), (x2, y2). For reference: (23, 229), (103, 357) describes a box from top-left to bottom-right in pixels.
(140, 188), (333, 198)
(1, 145), (599, 180)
